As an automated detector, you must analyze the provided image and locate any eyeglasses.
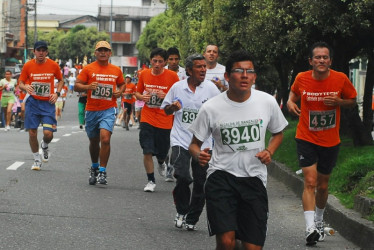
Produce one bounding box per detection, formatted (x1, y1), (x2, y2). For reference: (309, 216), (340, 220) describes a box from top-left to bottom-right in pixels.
(231, 68), (256, 74)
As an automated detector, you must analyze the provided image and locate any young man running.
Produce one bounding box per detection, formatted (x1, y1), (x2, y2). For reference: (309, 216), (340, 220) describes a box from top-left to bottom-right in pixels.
(189, 50), (288, 249)
(19, 41), (64, 170)
(135, 48), (179, 192)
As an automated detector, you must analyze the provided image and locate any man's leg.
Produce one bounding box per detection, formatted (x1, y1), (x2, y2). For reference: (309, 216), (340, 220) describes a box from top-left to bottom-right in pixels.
(29, 128), (39, 153)
(89, 136), (100, 164)
(99, 128), (111, 168)
(216, 231), (236, 250)
(6, 102), (13, 127)
(144, 153), (154, 175)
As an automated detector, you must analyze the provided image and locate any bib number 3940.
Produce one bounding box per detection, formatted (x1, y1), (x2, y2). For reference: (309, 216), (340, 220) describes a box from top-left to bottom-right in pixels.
(220, 124), (260, 151)
(91, 83), (113, 101)
(309, 110), (336, 131)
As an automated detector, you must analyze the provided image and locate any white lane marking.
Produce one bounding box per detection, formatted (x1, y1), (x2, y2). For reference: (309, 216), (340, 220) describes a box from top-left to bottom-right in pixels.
(63, 134), (71, 137)
(7, 161), (25, 170)
(51, 138), (60, 143)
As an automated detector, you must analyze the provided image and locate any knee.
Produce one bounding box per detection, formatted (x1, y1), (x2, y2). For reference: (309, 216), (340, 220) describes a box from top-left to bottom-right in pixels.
(217, 234), (236, 249)
(304, 176), (317, 191)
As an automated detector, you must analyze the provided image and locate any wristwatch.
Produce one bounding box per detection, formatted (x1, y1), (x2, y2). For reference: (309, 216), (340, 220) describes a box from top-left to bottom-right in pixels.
(56, 92), (61, 97)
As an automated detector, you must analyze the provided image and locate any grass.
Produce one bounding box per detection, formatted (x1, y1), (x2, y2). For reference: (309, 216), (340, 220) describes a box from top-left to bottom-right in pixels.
(270, 118), (374, 220)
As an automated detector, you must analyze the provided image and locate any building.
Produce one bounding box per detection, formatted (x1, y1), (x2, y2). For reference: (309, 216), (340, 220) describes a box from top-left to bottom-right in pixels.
(97, 0), (167, 74)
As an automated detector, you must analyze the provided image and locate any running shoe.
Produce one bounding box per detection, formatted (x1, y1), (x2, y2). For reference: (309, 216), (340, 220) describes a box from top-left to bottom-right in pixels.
(315, 220), (326, 241)
(144, 181), (156, 192)
(158, 162), (167, 177)
(174, 213), (185, 228)
(165, 166), (174, 182)
(97, 171), (107, 185)
(41, 141), (49, 162)
(305, 225), (320, 245)
(185, 223), (197, 231)
(89, 167), (98, 185)
(5, 125), (10, 131)
(31, 160), (42, 171)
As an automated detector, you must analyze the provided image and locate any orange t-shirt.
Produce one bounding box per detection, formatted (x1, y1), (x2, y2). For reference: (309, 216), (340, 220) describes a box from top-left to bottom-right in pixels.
(137, 69), (179, 129)
(122, 83), (136, 104)
(77, 61), (124, 111)
(62, 85), (68, 98)
(19, 58), (62, 101)
(291, 70), (357, 147)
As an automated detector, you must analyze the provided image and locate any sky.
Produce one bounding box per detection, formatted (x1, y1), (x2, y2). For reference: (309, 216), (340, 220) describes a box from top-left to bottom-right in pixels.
(37, 0), (142, 15)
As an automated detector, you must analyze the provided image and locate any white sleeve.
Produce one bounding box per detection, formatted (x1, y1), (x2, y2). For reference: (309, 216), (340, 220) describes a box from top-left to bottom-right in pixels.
(188, 105), (211, 143)
(160, 85), (175, 109)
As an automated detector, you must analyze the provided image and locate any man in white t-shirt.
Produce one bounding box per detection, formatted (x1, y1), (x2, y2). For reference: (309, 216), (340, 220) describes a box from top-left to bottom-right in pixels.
(165, 47), (187, 81)
(161, 53), (220, 231)
(203, 44), (228, 92)
(189, 50), (288, 249)
(68, 73), (76, 96)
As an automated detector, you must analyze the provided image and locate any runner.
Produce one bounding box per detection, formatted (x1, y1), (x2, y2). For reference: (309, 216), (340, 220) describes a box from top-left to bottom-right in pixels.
(18, 41), (64, 170)
(0, 70), (17, 131)
(189, 50), (288, 249)
(121, 74), (136, 131)
(135, 47), (179, 192)
(74, 41), (125, 185)
(161, 53), (220, 230)
(287, 41), (357, 245)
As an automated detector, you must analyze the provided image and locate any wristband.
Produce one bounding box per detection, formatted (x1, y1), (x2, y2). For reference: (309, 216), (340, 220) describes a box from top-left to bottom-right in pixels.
(56, 92), (61, 97)
(265, 148), (272, 156)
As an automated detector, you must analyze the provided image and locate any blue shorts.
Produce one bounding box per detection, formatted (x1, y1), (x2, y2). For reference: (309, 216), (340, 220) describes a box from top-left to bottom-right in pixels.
(69, 85), (74, 91)
(25, 96), (57, 132)
(85, 107), (117, 138)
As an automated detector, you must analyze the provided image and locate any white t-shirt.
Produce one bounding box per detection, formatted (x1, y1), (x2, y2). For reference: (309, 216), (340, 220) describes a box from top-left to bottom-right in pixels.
(69, 67), (77, 77)
(189, 90), (288, 187)
(161, 79), (221, 150)
(205, 63), (228, 88)
(0, 78), (17, 97)
(68, 76), (76, 86)
(165, 66), (187, 81)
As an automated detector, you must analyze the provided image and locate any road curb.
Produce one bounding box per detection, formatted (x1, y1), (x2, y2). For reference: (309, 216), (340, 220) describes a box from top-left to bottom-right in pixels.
(268, 161), (374, 249)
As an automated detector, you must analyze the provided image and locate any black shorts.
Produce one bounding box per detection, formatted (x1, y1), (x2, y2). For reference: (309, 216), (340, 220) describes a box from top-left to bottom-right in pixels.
(205, 170), (268, 246)
(296, 138), (340, 175)
(122, 102), (133, 116)
(139, 122), (170, 160)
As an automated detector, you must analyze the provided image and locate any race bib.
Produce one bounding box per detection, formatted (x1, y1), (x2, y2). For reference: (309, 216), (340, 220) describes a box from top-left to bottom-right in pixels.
(181, 108), (199, 125)
(124, 93), (132, 100)
(220, 120), (262, 152)
(91, 83), (113, 101)
(147, 93), (163, 108)
(309, 110), (336, 131)
(31, 82), (50, 97)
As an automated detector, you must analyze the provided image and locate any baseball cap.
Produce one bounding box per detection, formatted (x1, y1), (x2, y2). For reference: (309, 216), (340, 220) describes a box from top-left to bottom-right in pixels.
(95, 41), (111, 50)
(34, 41), (48, 50)
(125, 74), (131, 78)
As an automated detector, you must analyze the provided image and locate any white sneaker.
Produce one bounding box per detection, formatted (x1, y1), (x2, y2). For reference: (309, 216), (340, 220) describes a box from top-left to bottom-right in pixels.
(31, 160), (42, 171)
(144, 181), (156, 192)
(305, 225), (320, 245)
(157, 162), (167, 177)
(315, 220), (326, 241)
(5, 125), (10, 131)
(174, 213), (185, 228)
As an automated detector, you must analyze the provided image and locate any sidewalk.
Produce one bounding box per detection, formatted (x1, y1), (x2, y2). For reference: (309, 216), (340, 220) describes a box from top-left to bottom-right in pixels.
(268, 161), (374, 249)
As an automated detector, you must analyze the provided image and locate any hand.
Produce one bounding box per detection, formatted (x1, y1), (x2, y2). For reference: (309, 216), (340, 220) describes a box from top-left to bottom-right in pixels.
(323, 95), (341, 106)
(287, 100), (301, 116)
(88, 82), (98, 90)
(212, 79), (223, 89)
(25, 84), (35, 95)
(113, 90), (122, 98)
(142, 92), (151, 102)
(156, 90), (166, 99)
(49, 93), (58, 104)
(170, 100), (182, 112)
(197, 148), (211, 166)
(255, 149), (272, 165)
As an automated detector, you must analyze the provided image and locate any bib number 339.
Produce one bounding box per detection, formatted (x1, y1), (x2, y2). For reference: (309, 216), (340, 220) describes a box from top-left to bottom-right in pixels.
(91, 83), (113, 101)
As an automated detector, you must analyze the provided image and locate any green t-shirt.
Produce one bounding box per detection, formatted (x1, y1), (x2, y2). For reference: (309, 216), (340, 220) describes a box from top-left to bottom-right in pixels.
(0, 78), (17, 97)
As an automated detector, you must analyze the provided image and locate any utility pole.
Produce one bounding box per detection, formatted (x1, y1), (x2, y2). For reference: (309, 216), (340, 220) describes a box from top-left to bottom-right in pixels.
(34, 0), (37, 43)
(110, 0), (113, 49)
(24, 0), (28, 62)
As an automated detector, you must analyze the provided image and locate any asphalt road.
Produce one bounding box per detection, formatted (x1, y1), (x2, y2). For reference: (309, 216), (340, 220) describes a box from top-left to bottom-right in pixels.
(0, 95), (359, 249)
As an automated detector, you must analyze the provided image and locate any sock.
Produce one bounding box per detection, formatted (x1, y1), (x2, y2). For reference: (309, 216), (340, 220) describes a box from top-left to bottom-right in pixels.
(304, 211), (315, 230)
(91, 162), (99, 169)
(41, 141), (48, 149)
(315, 206), (325, 222)
(147, 173), (155, 183)
(33, 152), (41, 162)
(99, 166), (106, 172)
